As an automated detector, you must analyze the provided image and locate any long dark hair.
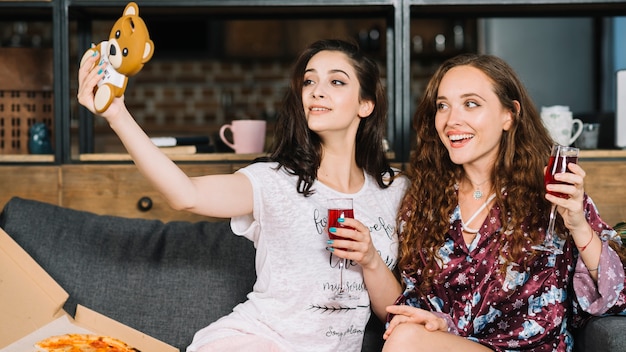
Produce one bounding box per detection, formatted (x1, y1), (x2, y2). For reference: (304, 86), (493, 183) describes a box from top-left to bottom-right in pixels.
(265, 39), (394, 196)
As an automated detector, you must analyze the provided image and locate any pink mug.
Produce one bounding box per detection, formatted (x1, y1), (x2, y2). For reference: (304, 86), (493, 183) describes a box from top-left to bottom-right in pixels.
(219, 120), (267, 154)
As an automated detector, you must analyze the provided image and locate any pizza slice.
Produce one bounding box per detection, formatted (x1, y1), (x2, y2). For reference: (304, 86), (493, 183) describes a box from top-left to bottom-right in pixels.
(35, 333), (140, 352)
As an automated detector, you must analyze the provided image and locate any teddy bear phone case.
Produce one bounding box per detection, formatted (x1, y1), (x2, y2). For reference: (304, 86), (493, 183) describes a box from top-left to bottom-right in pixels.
(80, 2), (154, 113)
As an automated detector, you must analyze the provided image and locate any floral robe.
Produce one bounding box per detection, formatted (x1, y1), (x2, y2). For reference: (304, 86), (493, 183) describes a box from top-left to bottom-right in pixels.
(393, 195), (626, 351)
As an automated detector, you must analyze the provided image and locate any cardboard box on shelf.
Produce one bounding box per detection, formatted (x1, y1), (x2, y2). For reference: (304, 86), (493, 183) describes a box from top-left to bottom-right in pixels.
(0, 228), (178, 351)
(0, 48), (52, 91)
(0, 48), (54, 155)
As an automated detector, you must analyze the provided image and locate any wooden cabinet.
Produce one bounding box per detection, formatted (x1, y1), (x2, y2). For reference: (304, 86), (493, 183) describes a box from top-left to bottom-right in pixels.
(0, 163), (238, 223)
(0, 154), (624, 226)
(579, 158), (626, 227)
(60, 164), (234, 222)
(0, 166), (60, 207)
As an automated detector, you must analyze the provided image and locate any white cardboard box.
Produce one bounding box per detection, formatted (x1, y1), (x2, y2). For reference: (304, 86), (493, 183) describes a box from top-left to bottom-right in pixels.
(0, 228), (178, 351)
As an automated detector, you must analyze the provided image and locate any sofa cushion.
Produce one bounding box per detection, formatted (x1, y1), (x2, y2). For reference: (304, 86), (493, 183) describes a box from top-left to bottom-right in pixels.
(0, 197), (256, 350)
(573, 316), (626, 352)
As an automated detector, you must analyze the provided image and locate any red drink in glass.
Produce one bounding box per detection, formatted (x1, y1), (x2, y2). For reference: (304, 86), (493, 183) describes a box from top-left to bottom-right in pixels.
(327, 208), (354, 240)
(326, 197), (356, 300)
(544, 155), (578, 198)
(534, 145), (579, 254)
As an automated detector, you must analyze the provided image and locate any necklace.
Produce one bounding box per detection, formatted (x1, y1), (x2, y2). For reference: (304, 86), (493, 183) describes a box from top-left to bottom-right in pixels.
(467, 178), (490, 200)
(460, 193), (496, 234)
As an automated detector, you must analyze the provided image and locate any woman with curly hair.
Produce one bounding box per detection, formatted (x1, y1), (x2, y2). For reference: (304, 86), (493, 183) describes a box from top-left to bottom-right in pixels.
(383, 53), (626, 351)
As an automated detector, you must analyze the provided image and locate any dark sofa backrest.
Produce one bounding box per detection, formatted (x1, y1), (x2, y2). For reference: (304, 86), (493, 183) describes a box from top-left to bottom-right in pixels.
(0, 197), (256, 350)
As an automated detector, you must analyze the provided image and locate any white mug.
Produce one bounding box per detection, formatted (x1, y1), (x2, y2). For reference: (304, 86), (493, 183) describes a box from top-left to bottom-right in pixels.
(219, 119), (267, 154)
(541, 106), (583, 146)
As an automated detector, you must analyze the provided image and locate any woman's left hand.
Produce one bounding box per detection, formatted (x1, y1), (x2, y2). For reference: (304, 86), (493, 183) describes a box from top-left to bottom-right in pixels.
(545, 162), (587, 231)
(383, 305), (448, 340)
(327, 217), (380, 270)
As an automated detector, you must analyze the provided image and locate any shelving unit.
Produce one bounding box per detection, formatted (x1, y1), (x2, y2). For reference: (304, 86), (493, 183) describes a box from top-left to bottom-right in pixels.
(401, 0), (626, 161)
(66, 0), (401, 161)
(2, 0), (625, 164)
(0, 1), (57, 163)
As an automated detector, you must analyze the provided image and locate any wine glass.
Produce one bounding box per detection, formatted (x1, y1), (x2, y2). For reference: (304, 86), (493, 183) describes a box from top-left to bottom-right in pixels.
(327, 198), (357, 300)
(533, 144), (579, 254)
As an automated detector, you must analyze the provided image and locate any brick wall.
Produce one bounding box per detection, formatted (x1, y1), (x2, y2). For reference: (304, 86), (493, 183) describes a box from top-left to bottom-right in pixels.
(68, 56), (440, 154)
(0, 21), (441, 154)
(120, 59), (290, 130)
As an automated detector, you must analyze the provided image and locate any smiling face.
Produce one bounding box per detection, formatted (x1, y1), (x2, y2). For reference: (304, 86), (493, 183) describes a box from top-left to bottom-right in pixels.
(434, 65), (514, 169)
(301, 50), (373, 140)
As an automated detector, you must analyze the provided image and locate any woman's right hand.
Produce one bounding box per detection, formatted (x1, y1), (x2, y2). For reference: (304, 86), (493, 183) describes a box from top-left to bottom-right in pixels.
(328, 217), (380, 270)
(76, 50), (126, 123)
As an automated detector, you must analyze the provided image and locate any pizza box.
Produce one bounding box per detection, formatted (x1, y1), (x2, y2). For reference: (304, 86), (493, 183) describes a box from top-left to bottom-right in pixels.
(0, 228), (178, 351)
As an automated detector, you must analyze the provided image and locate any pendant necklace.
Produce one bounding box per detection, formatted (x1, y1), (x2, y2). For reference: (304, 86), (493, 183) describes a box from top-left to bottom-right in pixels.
(469, 178), (490, 200)
(461, 193), (496, 234)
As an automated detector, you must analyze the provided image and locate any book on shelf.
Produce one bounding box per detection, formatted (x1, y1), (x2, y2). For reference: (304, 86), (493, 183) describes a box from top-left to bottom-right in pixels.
(151, 136), (215, 154)
(160, 145), (195, 154)
(150, 136), (211, 147)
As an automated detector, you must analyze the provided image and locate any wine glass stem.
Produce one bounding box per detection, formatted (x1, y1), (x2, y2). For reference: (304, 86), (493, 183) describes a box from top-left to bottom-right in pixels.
(338, 258), (345, 292)
(546, 203), (558, 241)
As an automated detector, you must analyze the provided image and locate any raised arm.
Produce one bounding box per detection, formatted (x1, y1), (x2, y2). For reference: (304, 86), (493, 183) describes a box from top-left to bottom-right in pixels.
(77, 51), (253, 218)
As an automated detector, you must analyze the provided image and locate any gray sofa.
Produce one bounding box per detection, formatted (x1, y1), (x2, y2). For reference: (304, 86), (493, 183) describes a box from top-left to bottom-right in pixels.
(1, 197), (624, 352)
(0, 197), (385, 352)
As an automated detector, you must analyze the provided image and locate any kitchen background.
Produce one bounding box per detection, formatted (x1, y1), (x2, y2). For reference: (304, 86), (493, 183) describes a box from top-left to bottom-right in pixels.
(1, 13), (625, 155)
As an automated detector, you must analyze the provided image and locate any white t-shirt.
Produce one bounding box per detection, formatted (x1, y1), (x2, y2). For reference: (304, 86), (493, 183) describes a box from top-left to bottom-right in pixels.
(187, 162), (408, 352)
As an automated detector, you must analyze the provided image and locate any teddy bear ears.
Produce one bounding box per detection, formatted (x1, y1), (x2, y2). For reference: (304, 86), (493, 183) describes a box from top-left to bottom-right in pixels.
(142, 39), (154, 63)
(121, 1), (153, 63)
(124, 2), (139, 17)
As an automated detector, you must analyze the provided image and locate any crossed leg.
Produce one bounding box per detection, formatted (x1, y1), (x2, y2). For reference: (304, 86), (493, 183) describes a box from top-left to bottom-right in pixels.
(383, 322), (493, 352)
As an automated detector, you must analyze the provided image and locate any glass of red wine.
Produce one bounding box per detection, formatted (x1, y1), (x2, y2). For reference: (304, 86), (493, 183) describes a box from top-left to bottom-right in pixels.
(327, 198), (356, 300)
(533, 144), (579, 254)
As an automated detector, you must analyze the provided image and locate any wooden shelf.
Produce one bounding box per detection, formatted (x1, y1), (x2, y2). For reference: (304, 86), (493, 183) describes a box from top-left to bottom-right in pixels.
(77, 152), (267, 162)
(77, 150), (396, 162)
(0, 155), (55, 163)
(579, 149), (626, 159)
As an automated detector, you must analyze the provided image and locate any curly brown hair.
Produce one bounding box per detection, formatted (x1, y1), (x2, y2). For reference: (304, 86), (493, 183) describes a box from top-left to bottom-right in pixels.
(397, 53), (555, 291)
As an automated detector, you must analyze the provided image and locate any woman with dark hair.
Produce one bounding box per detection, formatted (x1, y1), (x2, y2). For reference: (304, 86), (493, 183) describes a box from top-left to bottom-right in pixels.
(383, 53), (626, 351)
(78, 39), (407, 352)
